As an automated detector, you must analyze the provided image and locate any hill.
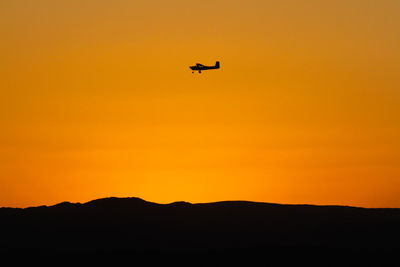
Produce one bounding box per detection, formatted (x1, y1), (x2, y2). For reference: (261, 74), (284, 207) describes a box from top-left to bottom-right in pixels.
(1, 197), (399, 264)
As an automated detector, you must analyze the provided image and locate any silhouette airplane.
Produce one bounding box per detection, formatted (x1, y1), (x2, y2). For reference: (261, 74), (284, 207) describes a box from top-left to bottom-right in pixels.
(190, 61), (220, 73)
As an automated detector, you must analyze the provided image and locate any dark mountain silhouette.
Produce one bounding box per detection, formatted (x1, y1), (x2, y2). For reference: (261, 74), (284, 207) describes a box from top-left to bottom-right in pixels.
(1, 197), (399, 265)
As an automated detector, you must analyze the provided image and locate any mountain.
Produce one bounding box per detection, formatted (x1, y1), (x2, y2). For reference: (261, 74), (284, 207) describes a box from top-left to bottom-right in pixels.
(1, 197), (399, 265)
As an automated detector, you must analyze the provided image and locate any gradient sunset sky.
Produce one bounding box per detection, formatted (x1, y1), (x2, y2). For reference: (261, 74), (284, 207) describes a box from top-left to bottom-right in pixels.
(1, 0), (400, 208)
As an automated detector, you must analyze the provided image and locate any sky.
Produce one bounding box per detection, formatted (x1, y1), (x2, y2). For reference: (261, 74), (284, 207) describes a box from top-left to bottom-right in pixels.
(1, 0), (400, 208)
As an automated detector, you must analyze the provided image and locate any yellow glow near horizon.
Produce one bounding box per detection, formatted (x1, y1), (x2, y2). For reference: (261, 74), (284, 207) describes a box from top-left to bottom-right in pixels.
(1, 0), (400, 208)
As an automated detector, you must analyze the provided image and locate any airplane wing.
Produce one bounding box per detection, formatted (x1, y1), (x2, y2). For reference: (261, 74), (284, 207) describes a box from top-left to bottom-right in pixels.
(196, 63), (204, 67)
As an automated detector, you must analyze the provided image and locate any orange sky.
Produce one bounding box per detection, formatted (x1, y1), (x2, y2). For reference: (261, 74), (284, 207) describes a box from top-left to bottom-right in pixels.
(1, 0), (400, 208)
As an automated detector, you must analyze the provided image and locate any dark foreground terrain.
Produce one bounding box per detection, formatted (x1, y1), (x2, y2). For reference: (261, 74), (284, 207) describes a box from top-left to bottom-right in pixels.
(1, 197), (399, 265)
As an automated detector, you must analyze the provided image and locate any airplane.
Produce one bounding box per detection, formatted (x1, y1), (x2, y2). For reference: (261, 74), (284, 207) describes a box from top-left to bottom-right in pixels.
(190, 61), (220, 73)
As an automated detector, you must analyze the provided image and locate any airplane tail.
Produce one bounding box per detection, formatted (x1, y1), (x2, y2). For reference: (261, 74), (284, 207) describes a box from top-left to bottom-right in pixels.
(215, 61), (220, 68)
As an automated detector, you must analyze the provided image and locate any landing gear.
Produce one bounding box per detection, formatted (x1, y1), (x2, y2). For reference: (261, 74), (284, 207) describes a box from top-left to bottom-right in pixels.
(199, 70), (201, 73)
